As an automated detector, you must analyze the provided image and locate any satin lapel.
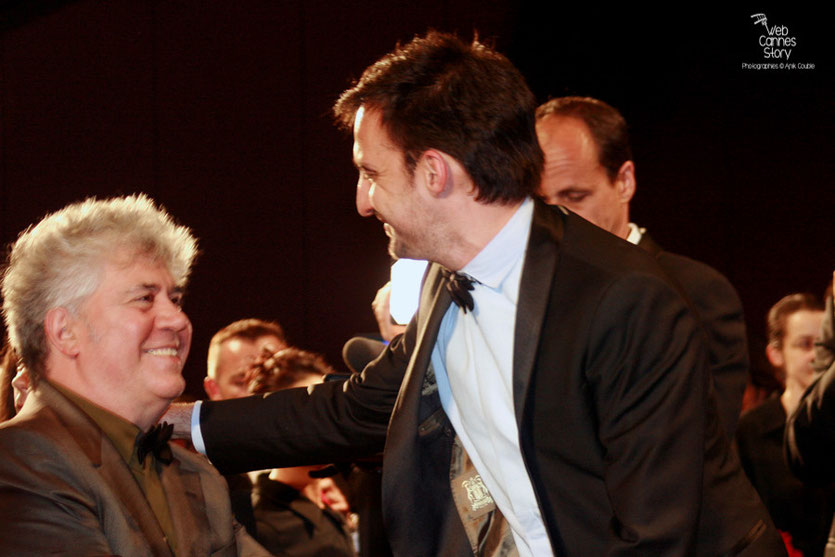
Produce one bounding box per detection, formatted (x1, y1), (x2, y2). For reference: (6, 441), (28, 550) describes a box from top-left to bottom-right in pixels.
(381, 262), (455, 544)
(161, 459), (208, 556)
(512, 201), (564, 424)
(96, 448), (174, 556)
(36, 382), (172, 556)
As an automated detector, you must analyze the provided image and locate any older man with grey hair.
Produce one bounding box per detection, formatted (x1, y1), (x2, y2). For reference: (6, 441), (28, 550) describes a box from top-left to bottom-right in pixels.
(0, 195), (268, 557)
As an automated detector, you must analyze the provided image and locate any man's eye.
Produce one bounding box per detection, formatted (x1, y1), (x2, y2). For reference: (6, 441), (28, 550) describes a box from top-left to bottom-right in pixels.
(563, 191), (589, 203)
(795, 339), (815, 350)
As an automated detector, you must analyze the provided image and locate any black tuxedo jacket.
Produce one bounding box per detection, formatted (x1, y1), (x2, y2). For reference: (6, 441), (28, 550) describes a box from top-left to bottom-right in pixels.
(638, 233), (749, 436)
(201, 201), (783, 556)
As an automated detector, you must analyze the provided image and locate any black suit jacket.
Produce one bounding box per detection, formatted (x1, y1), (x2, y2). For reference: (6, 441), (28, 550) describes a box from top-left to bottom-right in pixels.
(201, 201), (783, 556)
(638, 233), (749, 436)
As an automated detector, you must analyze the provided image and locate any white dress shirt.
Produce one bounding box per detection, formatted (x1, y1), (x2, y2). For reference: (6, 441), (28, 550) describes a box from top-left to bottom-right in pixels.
(192, 197), (553, 554)
(432, 197), (553, 556)
(626, 222), (645, 245)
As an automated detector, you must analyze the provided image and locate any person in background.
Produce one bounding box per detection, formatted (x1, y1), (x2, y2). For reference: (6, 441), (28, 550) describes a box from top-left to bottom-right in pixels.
(247, 347), (357, 557)
(737, 293), (835, 556)
(0, 342), (26, 421)
(535, 96), (748, 437)
(204, 318), (290, 537)
(205, 318), (288, 401)
(786, 273), (835, 557)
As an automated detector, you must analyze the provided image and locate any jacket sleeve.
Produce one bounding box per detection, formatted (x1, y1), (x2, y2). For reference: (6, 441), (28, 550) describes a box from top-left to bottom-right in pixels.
(0, 429), (115, 555)
(586, 272), (708, 555)
(657, 253), (749, 437)
(200, 326), (415, 475)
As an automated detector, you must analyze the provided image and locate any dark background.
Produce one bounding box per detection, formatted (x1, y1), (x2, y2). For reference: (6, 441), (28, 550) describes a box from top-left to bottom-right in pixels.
(1, 2), (831, 399)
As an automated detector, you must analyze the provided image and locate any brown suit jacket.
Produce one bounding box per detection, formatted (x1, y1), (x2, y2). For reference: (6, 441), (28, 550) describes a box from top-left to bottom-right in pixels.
(0, 380), (269, 557)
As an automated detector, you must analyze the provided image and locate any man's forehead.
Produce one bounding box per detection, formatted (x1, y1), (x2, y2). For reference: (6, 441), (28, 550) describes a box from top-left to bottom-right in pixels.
(222, 334), (282, 353)
(99, 256), (179, 292)
(353, 106), (398, 153)
(786, 310), (824, 334)
(538, 115), (598, 159)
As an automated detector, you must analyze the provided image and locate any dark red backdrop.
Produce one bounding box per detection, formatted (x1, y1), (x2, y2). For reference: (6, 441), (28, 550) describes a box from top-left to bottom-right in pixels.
(1, 2), (832, 398)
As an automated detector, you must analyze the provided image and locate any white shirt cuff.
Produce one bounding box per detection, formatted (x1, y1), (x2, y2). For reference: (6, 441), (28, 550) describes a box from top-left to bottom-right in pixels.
(191, 400), (207, 455)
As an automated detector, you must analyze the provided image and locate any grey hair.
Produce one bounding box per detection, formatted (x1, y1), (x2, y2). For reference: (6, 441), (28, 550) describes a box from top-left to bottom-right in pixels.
(1, 194), (198, 380)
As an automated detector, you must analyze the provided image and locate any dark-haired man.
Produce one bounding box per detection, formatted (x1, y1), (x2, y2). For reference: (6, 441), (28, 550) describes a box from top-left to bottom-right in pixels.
(170, 33), (783, 556)
(536, 96), (748, 437)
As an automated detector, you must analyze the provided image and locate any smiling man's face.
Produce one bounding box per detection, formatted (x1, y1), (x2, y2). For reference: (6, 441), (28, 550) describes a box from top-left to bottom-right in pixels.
(73, 254), (192, 412)
(352, 106), (440, 261)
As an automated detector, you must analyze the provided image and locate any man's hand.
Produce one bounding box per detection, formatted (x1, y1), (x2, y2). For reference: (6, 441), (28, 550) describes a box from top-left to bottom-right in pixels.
(162, 402), (195, 440)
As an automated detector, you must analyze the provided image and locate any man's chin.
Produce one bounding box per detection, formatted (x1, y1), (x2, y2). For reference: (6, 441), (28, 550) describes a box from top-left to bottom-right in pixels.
(388, 236), (421, 261)
(152, 375), (187, 404)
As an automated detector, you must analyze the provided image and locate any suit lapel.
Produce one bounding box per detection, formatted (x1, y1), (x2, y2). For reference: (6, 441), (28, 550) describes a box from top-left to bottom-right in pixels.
(512, 200), (564, 424)
(161, 459), (209, 556)
(390, 263), (452, 421)
(382, 264), (474, 556)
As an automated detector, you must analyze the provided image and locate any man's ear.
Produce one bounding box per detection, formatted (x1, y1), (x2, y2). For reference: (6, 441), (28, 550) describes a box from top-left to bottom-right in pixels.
(203, 376), (222, 400)
(419, 150), (451, 197)
(766, 342), (785, 369)
(44, 307), (80, 357)
(614, 160), (636, 204)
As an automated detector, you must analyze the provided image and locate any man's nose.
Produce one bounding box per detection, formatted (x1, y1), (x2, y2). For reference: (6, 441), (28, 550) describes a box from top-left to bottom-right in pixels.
(356, 176), (374, 217)
(158, 297), (190, 331)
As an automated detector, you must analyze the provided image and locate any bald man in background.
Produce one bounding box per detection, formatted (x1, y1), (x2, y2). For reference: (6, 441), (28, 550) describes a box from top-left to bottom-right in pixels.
(536, 96), (748, 437)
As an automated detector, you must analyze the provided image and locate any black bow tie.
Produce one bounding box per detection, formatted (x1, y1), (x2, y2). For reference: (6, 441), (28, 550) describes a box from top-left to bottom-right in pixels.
(442, 269), (476, 313)
(136, 422), (174, 466)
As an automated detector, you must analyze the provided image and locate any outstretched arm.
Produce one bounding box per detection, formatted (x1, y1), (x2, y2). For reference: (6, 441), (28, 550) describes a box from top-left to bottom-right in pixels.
(194, 326), (415, 475)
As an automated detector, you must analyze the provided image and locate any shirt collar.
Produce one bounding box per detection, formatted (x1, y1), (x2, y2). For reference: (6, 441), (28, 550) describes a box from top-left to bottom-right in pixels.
(461, 197), (534, 290)
(50, 380), (141, 465)
(626, 222), (646, 245)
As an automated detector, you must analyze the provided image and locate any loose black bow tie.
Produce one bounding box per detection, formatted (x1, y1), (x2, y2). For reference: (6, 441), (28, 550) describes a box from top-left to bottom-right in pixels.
(136, 421), (174, 466)
(442, 269), (476, 313)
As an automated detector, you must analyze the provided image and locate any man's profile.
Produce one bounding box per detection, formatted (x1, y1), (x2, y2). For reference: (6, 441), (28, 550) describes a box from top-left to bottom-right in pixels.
(170, 32), (784, 556)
